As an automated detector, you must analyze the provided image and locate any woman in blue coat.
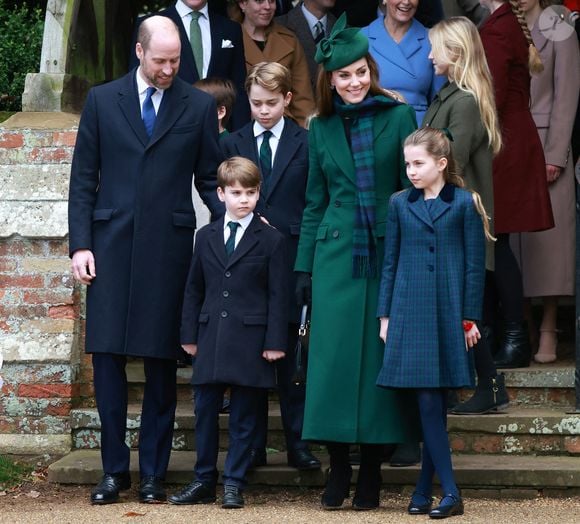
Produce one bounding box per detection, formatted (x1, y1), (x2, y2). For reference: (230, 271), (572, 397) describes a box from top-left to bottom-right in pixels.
(361, 0), (445, 125)
(378, 127), (488, 518)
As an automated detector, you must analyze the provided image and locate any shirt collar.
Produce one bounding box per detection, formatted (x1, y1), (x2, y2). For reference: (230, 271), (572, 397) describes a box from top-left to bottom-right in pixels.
(300, 3), (328, 31)
(224, 211), (254, 230)
(136, 69), (161, 96)
(176, 0), (209, 19)
(253, 117), (285, 140)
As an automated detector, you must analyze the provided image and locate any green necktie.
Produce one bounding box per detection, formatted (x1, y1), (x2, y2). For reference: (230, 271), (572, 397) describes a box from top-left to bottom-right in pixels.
(190, 11), (203, 79)
(225, 221), (240, 258)
(259, 130), (273, 184)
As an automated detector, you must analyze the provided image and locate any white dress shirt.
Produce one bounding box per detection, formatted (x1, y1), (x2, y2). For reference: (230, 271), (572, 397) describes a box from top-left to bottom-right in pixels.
(253, 118), (285, 169)
(175, 0), (212, 78)
(136, 69), (164, 115)
(301, 3), (329, 38)
(223, 211), (254, 249)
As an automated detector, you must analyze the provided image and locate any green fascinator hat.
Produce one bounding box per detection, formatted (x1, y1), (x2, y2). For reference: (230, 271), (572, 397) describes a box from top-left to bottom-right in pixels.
(314, 13), (369, 72)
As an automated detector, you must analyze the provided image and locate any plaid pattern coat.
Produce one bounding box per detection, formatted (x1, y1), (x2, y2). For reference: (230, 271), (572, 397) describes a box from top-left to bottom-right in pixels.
(377, 185), (485, 389)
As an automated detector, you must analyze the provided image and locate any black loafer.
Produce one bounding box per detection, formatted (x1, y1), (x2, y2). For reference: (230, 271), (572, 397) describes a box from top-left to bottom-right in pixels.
(168, 481), (216, 505)
(139, 476), (166, 503)
(429, 494), (464, 519)
(287, 449), (321, 470)
(248, 448), (267, 470)
(222, 485), (244, 509)
(407, 492), (433, 515)
(90, 472), (131, 505)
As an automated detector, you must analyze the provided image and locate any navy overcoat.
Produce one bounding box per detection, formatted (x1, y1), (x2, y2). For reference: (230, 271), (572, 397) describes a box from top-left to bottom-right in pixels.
(181, 215), (288, 389)
(377, 184), (486, 389)
(68, 70), (222, 360)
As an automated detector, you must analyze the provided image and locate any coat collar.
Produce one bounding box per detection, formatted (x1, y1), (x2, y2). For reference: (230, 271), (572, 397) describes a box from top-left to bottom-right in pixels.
(407, 183), (456, 202)
(407, 183), (455, 228)
(207, 214), (263, 268)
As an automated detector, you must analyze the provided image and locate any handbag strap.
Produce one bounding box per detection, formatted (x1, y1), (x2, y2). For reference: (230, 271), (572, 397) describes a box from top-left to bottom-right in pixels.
(299, 304), (308, 336)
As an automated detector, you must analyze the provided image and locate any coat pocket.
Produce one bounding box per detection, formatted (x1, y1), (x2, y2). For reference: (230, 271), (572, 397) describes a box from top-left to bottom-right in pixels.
(315, 224), (328, 241)
(172, 211), (197, 229)
(375, 220), (387, 238)
(92, 209), (115, 221)
(243, 315), (267, 325)
(169, 123), (199, 134)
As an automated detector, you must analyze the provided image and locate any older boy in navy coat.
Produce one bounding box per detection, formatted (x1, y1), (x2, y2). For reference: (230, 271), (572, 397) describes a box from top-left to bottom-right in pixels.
(220, 62), (320, 471)
(169, 157), (288, 509)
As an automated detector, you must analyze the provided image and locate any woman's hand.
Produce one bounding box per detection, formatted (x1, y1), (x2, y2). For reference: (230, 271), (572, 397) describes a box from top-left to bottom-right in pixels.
(546, 164), (562, 183)
(379, 317), (389, 343)
(463, 322), (481, 350)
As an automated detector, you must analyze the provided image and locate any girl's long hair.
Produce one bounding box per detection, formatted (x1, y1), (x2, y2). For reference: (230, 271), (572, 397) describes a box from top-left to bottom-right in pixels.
(429, 17), (502, 155)
(507, 0), (544, 74)
(314, 53), (404, 118)
(404, 127), (495, 241)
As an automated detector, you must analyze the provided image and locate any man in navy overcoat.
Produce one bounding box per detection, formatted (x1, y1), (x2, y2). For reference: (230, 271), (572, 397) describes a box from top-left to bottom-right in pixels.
(68, 15), (222, 505)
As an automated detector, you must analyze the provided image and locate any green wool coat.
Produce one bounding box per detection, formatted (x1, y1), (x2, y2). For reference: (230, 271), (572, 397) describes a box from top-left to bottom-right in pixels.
(294, 102), (421, 443)
(423, 81), (495, 269)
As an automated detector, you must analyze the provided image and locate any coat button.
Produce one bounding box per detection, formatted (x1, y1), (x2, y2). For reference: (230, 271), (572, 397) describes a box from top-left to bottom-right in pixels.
(334, 200), (341, 207)
(220, 310), (228, 318)
(223, 290), (229, 298)
(332, 230), (339, 238)
(427, 265), (434, 272)
(429, 246), (435, 252)
(225, 271), (231, 278)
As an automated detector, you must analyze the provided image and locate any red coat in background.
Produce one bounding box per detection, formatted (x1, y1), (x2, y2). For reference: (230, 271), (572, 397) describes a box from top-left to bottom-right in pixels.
(479, 3), (553, 234)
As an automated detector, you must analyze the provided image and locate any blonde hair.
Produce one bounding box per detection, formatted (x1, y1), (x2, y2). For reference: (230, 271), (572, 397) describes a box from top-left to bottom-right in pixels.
(429, 17), (502, 155)
(217, 156), (262, 189)
(404, 128), (495, 241)
(315, 53), (404, 118)
(245, 61), (292, 95)
(507, 0), (543, 74)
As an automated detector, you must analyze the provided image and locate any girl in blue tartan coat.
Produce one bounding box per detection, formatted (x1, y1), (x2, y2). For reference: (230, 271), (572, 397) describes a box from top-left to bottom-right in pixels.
(377, 127), (492, 519)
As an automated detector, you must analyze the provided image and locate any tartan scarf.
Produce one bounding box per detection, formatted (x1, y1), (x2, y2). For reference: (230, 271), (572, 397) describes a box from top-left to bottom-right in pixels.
(334, 95), (401, 278)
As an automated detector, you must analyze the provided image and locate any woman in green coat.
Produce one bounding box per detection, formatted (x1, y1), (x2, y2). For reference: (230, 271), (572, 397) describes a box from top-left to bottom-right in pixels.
(422, 17), (507, 415)
(294, 15), (420, 510)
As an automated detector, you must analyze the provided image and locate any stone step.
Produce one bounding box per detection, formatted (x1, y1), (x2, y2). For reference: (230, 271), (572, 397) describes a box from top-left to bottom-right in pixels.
(47, 449), (580, 494)
(71, 404), (580, 456)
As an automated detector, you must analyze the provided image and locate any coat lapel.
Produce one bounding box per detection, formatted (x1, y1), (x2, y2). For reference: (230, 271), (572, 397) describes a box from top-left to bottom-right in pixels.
(147, 81), (188, 150)
(208, 218), (228, 266)
(407, 184), (454, 227)
(268, 119), (301, 198)
(226, 216), (260, 267)
(323, 114), (356, 183)
(117, 71), (149, 147)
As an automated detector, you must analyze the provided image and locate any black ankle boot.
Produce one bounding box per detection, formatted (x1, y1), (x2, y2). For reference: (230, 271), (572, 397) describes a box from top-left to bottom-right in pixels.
(322, 443), (352, 510)
(450, 373), (509, 415)
(352, 444), (386, 510)
(494, 321), (531, 368)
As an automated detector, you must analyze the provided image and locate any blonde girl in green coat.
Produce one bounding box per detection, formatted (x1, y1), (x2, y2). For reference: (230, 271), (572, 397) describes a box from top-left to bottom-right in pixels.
(423, 17), (507, 416)
(294, 14), (420, 511)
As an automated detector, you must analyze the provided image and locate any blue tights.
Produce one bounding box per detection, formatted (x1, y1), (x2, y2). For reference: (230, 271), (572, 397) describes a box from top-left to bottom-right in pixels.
(413, 389), (458, 502)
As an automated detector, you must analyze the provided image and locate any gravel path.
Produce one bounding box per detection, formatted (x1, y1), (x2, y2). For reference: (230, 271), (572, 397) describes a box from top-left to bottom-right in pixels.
(1, 483), (579, 524)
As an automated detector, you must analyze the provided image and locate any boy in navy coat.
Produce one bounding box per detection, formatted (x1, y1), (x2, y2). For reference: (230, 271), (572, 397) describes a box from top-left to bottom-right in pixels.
(220, 62), (320, 471)
(169, 157), (288, 509)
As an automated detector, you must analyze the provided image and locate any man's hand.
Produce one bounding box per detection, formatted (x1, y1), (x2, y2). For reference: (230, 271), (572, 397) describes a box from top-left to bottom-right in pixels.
(71, 249), (96, 285)
(262, 350), (285, 362)
(182, 344), (197, 356)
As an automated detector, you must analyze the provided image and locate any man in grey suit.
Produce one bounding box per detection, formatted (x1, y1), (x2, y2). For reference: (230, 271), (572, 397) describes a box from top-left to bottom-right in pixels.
(276, 1), (337, 90)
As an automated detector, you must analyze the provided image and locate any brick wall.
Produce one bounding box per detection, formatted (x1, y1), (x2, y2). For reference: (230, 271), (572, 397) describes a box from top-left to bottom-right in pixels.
(0, 113), (81, 454)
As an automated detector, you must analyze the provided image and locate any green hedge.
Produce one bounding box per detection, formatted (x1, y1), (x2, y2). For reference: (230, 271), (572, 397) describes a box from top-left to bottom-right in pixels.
(0, 0), (44, 111)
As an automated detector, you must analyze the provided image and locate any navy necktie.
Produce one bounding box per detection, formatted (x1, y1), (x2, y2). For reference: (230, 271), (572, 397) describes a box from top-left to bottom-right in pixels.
(314, 21), (325, 44)
(225, 221), (240, 258)
(142, 86), (157, 138)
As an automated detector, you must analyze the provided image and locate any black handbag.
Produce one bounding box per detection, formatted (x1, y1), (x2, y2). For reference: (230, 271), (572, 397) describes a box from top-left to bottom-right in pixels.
(291, 305), (310, 386)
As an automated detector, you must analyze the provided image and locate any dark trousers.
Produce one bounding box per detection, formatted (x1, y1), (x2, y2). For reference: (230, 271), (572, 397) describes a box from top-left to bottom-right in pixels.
(92, 353), (177, 478)
(252, 324), (307, 453)
(194, 383), (262, 488)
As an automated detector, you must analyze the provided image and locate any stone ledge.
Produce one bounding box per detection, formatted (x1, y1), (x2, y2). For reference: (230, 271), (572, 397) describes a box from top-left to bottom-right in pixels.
(0, 201), (68, 238)
(1, 328), (75, 361)
(1, 112), (79, 130)
(0, 433), (71, 454)
(0, 164), (70, 200)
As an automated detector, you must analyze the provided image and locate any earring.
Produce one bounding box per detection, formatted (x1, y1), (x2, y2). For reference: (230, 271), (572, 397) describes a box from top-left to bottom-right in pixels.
(330, 84), (335, 90)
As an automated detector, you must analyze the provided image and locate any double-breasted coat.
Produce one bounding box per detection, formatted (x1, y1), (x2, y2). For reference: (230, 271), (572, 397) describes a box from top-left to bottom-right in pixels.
(294, 101), (421, 443)
(68, 71), (222, 360)
(511, 17), (580, 297)
(361, 17), (445, 125)
(241, 22), (315, 128)
(423, 81), (495, 269)
(480, 3), (553, 234)
(377, 185), (486, 389)
(180, 215), (288, 389)
(221, 117), (308, 322)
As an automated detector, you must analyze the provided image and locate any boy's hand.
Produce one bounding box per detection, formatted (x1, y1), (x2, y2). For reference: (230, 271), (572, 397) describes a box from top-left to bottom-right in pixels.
(182, 344), (197, 356)
(262, 350), (284, 362)
(464, 322), (481, 350)
(379, 317), (389, 343)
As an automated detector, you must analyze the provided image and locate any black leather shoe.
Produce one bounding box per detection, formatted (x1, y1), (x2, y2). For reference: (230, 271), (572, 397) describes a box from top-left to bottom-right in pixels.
(167, 481), (216, 505)
(90, 472), (131, 505)
(321, 465), (352, 510)
(222, 485), (244, 509)
(248, 448), (267, 470)
(287, 449), (321, 470)
(429, 494), (464, 519)
(407, 492), (433, 515)
(139, 476), (166, 503)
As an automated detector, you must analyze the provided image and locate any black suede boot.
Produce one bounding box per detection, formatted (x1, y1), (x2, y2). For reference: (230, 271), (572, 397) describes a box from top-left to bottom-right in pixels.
(321, 442), (352, 510)
(352, 444), (392, 510)
(450, 373), (509, 415)
(494, 321), (531, 368)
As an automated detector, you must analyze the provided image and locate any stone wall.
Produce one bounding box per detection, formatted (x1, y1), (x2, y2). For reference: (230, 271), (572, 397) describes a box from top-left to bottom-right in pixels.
(0, 112), (79, 454)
